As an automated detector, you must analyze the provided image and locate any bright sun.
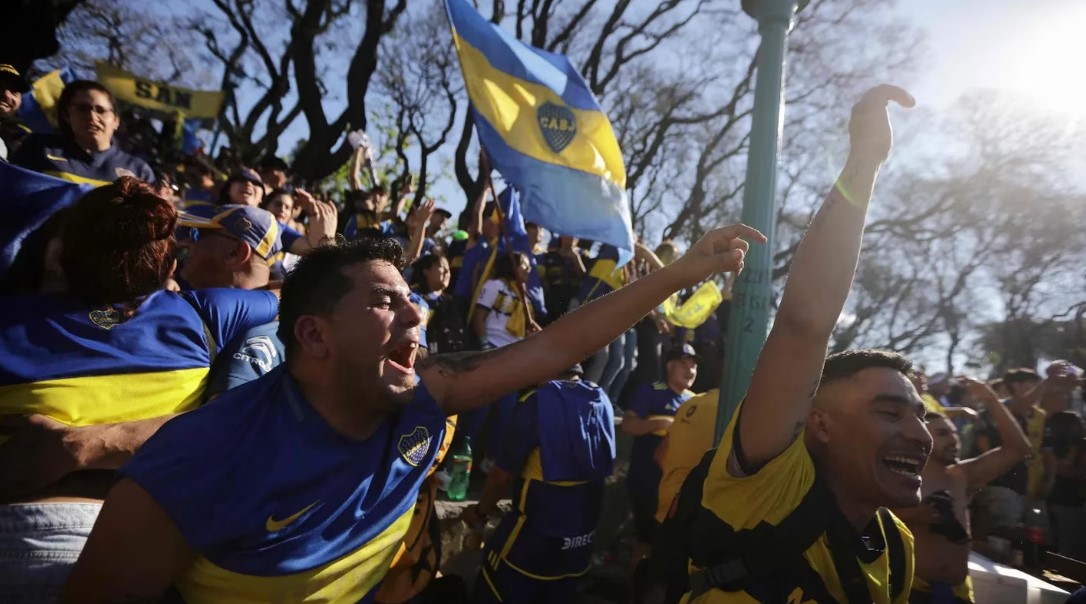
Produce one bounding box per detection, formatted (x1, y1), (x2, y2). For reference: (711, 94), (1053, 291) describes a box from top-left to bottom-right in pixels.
(995, 3), (1086, 119)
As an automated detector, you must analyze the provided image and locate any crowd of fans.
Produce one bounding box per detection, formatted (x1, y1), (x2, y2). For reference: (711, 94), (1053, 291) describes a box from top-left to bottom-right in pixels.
(0, 62), (1084, 604)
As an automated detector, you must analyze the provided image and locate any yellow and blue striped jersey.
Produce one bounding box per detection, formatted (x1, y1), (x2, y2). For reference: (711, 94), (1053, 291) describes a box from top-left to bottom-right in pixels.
(12, 133), (154, 186)
(121, 367), (449, 604)
(0, 289), (278, 427)
(687, 402), (915, 603)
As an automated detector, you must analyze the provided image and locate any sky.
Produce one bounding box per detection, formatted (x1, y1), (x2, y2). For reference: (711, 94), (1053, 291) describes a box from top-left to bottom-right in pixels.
(391, 0), (1086, 219)
(901, 0), (1086, 120)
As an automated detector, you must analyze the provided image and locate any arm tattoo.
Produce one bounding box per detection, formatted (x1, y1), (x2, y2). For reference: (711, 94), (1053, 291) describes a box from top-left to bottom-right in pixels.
(416, 347), (504, 377)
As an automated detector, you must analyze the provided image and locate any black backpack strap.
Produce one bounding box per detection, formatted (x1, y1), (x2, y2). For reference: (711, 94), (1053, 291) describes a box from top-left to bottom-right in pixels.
(825, 507), (906, 604)
(825, 508), (873, 604)
(687, 471), (834, 599)
(880, 508), (906, 600)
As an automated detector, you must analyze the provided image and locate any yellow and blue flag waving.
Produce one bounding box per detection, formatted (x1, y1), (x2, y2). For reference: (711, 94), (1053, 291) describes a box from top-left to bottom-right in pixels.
(445, 0), (634, 260)
(16, 68), (76, 134)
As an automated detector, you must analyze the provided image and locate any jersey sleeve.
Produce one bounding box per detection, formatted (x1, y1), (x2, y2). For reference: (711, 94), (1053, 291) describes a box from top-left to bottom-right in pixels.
(625, 384), (654, 419)
(182, 289), (279, 350)
(281, 224), (304, 251)
(475, 280), (501, 310)
(204, 327), (283, 397)
(494, 391), (541, 475)
(700, 401), (816, 530)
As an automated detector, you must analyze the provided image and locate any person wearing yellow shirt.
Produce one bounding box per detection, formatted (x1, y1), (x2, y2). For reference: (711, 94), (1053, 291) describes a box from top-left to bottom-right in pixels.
(655, 390), (721, 524)
(683, 85), (921, 603)
(653, 389), (719, 603)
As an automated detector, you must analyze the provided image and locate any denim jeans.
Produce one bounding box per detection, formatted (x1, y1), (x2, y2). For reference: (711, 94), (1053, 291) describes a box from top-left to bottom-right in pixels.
(0, 502), (102, 603)
(596, 333), (627, 394)
(605, 329), (638, 404)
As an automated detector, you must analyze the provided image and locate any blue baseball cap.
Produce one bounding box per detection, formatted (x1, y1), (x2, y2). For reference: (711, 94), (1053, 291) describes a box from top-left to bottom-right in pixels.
(665, 343), (699, 364)
(178, 205), (283, 260)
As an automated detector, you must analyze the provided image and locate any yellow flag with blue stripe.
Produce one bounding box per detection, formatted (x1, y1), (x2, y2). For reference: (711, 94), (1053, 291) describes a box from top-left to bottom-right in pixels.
(445, 0), (634, 260)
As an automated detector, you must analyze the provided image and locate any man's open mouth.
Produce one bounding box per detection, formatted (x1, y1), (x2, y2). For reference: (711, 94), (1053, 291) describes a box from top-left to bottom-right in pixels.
(387, 342), (419, 373)
(882, 454), (924, 477)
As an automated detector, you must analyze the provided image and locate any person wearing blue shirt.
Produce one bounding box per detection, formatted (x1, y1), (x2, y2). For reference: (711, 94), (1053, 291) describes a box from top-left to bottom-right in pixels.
(64, 222), (763, 602)
(13, 80), (154, 185)
(462, 367), (616, 604)
(620, 344), (699, 563)
(0, 178), (278, 601)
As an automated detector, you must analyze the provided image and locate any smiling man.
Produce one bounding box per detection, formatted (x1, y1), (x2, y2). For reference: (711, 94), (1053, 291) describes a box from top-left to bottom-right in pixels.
(897, 378), (1029, 604)
(682, 85), (924, 604)
(13, 80), (154, 185)
(0, 63), (30, 159)
(63, 220), (763, 603)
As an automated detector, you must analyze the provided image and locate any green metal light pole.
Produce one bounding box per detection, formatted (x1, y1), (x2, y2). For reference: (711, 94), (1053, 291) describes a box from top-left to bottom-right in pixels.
(714, 0), (807, 445)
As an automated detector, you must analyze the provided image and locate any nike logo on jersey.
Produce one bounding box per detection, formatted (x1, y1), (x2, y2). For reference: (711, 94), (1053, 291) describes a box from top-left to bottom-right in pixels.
(265, 500), (320, 532)
(46, 153), (68, 162)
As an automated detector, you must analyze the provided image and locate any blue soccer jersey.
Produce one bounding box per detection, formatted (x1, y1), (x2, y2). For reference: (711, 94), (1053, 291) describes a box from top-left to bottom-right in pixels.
(485, 380), (616, 580)
(12, 133), (155, 185)
(0, 289), (278, 426)
(121, 366), (448, 603)
(625, 381), (695, 491)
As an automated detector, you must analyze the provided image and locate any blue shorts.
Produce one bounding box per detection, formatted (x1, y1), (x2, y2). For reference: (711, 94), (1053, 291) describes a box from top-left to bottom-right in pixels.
(0, 503), (101, 604)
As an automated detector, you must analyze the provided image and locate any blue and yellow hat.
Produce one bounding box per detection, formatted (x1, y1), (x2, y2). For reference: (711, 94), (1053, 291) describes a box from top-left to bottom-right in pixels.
(0, 64), (29, 93)
(178, 205), (283, 260)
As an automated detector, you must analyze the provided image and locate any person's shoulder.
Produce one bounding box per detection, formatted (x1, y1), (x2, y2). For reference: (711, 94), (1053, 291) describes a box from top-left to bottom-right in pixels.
(183, 287), (276, 309)
(229, 322), (283, 352)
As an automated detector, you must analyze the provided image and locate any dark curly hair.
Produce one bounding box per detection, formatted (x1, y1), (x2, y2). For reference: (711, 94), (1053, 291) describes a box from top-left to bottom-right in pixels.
(60, 177), (177, 310)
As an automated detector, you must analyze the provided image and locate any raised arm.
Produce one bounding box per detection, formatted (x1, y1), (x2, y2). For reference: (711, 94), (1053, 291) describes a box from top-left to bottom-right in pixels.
(634, 241), (666, 271)
(466, 183), (490, 248)
(955, 378), (1031, 490)
(560, 237), (587, 276)
(349, 146), (366, 192)
(288, 190), (338, 255)
(403, 199), (436, 265)
(737, 85), (914, 471)
(420, 224), (765, 414)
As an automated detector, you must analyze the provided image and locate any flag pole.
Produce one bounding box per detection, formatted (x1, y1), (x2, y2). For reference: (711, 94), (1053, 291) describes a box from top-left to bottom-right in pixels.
(715, 0), (807, 446)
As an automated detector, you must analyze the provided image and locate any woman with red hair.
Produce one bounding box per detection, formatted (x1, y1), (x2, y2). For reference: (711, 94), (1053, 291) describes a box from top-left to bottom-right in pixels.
(0, 177), (279, 601)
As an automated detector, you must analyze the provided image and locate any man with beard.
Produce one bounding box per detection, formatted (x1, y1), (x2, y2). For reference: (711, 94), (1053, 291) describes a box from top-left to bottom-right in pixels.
(64, 220), (763, 602)
(897, 377), (1030, 603)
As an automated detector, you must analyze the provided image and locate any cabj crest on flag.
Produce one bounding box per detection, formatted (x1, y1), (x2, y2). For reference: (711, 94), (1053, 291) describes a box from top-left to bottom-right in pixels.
(445, 0), (634, 261)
